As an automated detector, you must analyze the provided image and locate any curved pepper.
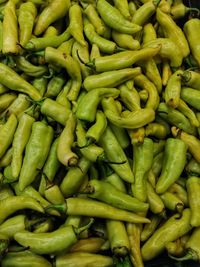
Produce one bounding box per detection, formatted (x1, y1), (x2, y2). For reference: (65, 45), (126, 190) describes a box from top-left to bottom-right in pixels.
(0, 196), (44, 224)
(155, 138), (187, 194)
(96, 0), (142, 34)
(83, 179), (149, 213)
(76, 88), (119, 122)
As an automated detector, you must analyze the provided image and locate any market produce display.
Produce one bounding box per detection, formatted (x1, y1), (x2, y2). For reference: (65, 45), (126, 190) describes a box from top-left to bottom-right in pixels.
(0, 0), (200, 266)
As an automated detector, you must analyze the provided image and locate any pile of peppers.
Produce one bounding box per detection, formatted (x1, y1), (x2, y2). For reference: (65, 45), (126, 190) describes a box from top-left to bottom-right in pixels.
(0, 0), (200, 266)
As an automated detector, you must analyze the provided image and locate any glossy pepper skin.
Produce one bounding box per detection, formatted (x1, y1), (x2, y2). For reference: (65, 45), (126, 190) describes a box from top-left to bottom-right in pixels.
(156, 7), (190, 58)
(141, 209), (192, 261)
(183, 18), (200, 67)
(34, 0), (71, 36)
(156, 138), (187, 194)
(84, 179), (149, 213)
(96, 0), (142, 34)
(0, 196), (44, 224)
(1, 250), (52, 267)
(99, 126), (134, 183)
(18, 121), (53, 191)
(0, 63), (42, 100)
(14, 225), (78, 255)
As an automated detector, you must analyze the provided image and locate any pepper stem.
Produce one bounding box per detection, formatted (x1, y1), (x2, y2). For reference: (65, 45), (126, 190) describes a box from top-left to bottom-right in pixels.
(85, 59), (96, 70)
(45, 203), (67, 214)
(169, 249), (198, 261)
(74, 218), (94, 235)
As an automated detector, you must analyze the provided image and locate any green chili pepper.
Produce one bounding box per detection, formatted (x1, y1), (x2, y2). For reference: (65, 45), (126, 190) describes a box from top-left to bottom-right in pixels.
(0, 93), (16, 113)
(147, 181), (165, 215)
(38, 137), (60, 195)
(156, 7), (190, 58)
(71, 41), (92, 79)
(111, 30), (140, 51)
(181, 70), (200, 90)
(44, 25), (59, 37)
(69, 3), (86, 47)
(55, 252), (113, 267)
(56, 80), (72, 109)
(164, 69), (183, 108)
(186, 158), (200, 176)
(134, 73), (160, 110)
(168, 182), (188, 207)
(141, 215), (162, 242)
(131, 0), (160, 26)
(58, 37), (74, 55)
(113, 0), (131, 20)
(85, 110), (107, 144)
(33, 218), (54, 234)
(0, 113), (17, 159)
(103, 164), (127, 188)
(96, 0), (142, 34)
(174, 129), (200, 163)
(1, 250), (52, 267)
(2, 1), (18, 54)
(0, 63), (42, 100)
(0, 196), (44, 224)
(141, 208), (192, 261)
(145, 123), (168, 139)
(18, 121), (53, 191)
(84, 67), (141, 91)
(86, 46), (160, 72)
(169, 227), (200, 261)
(32, 77), (48, 97)
(51, 197), (150, 223)
(143, 38), (183, 67)
(139, 59), (162, 95)
(106, 220), (130, 257)
(161, 191), (184, 214)
(0, 147), (12, 168)
(99, 126), (134, 183)
(84, 179), (149, 213)
(183, 18), (200, 67)
(39, 98), (71, 125)
(18, 2), (37, 47)
(142, 22), (157, 44)
(84, 3), (106, 36)
(157, 102), (196, 135)
(0, 184), (14, 201)
(60, 156), (91, 197)
(0, 215), (32, 239)
(126, 223), (143, 267)
(104, 108), (155, 129)
(14, 223), (83, 255)
(12, 183), (60, 217)
(57, 112), (78, 167)
(25, 28), (71, 51)
(119, 83), (141, 111)
(76, 88), (119, 122)
(45, 47), (82, 101)
(166, 234), (190, 258)
(131, 138), (154, 202)
(11, 113), (35, 178)
(45, 73), (66, 98)
(186, 176), (200, 227)
(181, 87), (200, 111)
(44, 183), (65, 205)
(15, 56), (48, 77)
(90, 43), (101, 60)
(69, 237), (105, 253)
(83, 18), (120, 54)
(155, 138), (187, 194)
(34, 0), (71, 36)
(177, 99), (199, 128)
